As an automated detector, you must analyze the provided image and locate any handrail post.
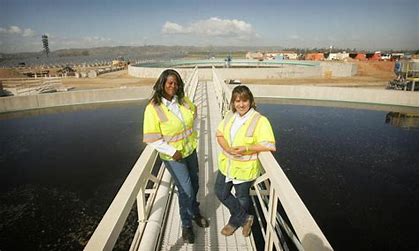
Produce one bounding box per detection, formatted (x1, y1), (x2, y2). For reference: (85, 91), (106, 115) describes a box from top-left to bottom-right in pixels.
(137, 186), (146, 222)
(264, 185), (276, 251)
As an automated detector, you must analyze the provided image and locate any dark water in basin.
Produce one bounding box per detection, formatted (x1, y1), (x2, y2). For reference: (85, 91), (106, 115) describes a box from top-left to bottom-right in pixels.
(0, 101), (147, 250)
(258, 103), (418, 251)
(0, 100), (418, 250)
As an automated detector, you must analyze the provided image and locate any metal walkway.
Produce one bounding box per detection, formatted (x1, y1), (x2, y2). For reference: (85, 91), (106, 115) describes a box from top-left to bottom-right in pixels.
(159, 80), (254, 250)
(84, 67), (333, 251)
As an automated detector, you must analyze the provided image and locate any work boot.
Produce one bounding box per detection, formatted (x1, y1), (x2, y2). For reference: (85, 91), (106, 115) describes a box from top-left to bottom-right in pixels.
(182, 227), (195, 244)
(193, 214), (209, 228)
(242, 215), (254, 237)
(221, 224), (238, 236)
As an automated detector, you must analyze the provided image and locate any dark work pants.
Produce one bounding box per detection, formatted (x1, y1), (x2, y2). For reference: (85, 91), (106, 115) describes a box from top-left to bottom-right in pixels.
(163, 150), (200, 228)
(214, 170), (253, 227)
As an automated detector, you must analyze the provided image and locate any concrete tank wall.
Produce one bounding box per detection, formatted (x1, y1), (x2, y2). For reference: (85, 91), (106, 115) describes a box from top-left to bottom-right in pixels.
(1, 84), (418, 114)
(215, 66), (322, 80)
(320, 62), (358, 77)
(249, 85), (418, 107)
(129, 62), (357, 80)
(0, 86), (153, 113)
(129, 66), (322, 80)
(128, 66), (192, 79)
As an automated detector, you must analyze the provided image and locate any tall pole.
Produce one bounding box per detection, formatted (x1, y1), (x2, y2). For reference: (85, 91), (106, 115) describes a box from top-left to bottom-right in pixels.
(42, 34), (50, 57)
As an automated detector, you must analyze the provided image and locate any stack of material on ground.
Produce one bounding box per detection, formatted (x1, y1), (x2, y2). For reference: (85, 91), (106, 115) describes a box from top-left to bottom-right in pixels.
(1, 78), (70, 96)
(21, 70), (50, 78)
(57, 66), (76, 77)
(354, 53), (367, 61)
(75, 66), (125, 78)
(305, 53), (325, 61)
(387, 60), (419, 91)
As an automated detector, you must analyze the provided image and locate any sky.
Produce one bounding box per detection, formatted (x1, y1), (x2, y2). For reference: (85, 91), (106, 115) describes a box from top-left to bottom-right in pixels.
(0, 0), (419, 53)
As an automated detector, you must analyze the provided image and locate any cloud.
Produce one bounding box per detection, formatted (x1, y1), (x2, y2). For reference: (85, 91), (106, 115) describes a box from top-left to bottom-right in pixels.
(22, 28), (36, 37)
(8, 26), (22, 34)
(49, 35), (114, 49)
(162, 17), (258, 40)
(0, 28), (115, 53)
(0, 25), (39, 52)
(0, 25), (36, 37)
(83, 36), (112, 43)
(289, 35), (300, 40)
(162, 22), (187, 34)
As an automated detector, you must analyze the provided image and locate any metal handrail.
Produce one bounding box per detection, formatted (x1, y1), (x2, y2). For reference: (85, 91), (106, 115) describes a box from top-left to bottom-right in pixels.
(86, 68), (332, 251)
(211, 68), (333, 251)
(84, 146), (168, 251)
(211, 66), (232, 115)
(84, 68), (199, 251)
(184, 66), (199, 99)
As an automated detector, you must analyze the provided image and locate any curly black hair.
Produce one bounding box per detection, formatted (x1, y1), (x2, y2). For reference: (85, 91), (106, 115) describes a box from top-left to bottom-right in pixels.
(150, 69), (185, 105)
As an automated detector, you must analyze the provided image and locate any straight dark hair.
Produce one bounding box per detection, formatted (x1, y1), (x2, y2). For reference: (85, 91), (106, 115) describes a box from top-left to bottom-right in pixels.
(150, 69), (185, 105)
(230, 85), (257, 112)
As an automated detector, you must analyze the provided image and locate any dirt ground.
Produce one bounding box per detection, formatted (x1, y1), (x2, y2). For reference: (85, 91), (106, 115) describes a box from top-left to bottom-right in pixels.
(60, 71), (156, 90)
(243, 61), (395, 89)
(0, 61), (396, 90)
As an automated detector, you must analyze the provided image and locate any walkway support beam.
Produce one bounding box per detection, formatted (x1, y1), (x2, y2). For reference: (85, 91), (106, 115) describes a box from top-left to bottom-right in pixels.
(84, 146), (159, 251)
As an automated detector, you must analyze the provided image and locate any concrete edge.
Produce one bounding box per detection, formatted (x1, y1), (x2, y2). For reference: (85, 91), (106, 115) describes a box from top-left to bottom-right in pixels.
(0, 85), (418, 114)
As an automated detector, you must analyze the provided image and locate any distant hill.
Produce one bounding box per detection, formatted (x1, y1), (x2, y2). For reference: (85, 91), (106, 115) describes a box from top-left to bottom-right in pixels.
(0, 45), (285, 59)
(2, 45), (416, 67)
(0, 45), (285, 67)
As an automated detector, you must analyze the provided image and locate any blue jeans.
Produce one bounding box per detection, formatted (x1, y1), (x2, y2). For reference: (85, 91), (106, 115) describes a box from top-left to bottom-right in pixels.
(163, 150), (201, 228)
(214, 170), (253, 228)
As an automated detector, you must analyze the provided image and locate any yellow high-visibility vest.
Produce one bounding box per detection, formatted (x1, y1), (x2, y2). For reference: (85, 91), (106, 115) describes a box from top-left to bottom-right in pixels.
(143, 96), (197, 161)
(216, 111), (276, 181)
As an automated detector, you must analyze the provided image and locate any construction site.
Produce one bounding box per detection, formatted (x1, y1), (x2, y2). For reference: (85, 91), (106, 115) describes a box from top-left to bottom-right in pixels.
(0, 53), (418, 96)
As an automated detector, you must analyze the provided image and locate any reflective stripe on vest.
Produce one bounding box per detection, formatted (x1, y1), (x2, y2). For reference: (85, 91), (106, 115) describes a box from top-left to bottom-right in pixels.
(143, 132), (163, 143)
(221, 111), (261, 162)
(223, 111), (234, 128)
(223, 111), (261, 138)
(222, 149), (258, 162)
(182, 99), (197, 120)
(153, 100), (193, 122)
(153, 105), (168, 122)
(182, 101), (191, 110)
(246, 113), (261, 137)
(163, 127), (194, 142)
(260, 140), (276, 150)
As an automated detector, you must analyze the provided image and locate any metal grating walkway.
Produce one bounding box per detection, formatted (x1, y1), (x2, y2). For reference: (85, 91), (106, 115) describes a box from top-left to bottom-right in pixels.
(159, 81), (255, 250)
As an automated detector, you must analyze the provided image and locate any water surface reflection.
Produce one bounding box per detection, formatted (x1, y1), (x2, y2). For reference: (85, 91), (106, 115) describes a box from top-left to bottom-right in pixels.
(258, 102), (418, 251)
(0, 101), (147, 250)
(0, 99), (418, 251)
